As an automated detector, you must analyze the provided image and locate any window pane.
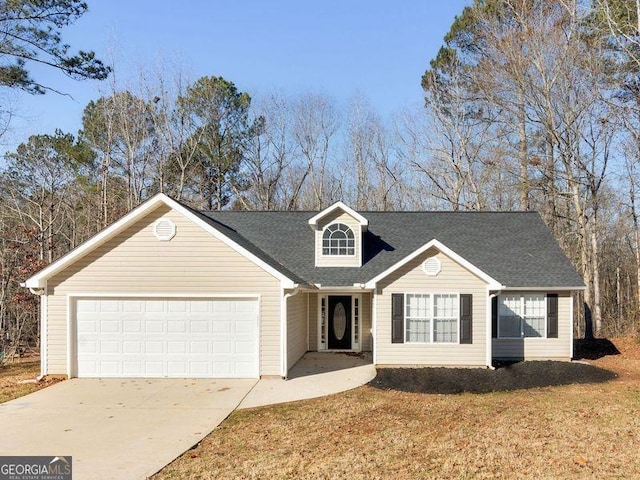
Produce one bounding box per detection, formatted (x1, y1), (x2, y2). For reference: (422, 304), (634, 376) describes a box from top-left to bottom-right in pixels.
(524, 295), (544, 316)
(406, 294), (431, 343)
(524, 317), (544, 337)
(434, 294), (458, 343)
(322, 223), (355, 256)
(523, 295), (544, 337)
(406, 294), (430, 318)
(434, 294), (458, 318)
(434, 318), (457, 342)
(500, 295), (521, 317)
(499, 316), (521, 338)
(407, 318), (430, 342)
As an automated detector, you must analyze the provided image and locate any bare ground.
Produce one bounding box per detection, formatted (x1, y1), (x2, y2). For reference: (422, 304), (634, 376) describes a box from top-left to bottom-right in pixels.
(154, 337), (640, 479)
(0, 360), (62, 404)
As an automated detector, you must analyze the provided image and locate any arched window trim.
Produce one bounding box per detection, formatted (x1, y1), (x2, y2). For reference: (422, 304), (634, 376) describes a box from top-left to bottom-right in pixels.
(322, 223), (356, 257)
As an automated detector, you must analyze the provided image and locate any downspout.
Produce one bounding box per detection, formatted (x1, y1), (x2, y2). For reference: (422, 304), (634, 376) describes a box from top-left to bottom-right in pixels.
(372, 287), (377, 365)
(487, 290), (499, 369)
(21, 282), (47, 380)
(569, 291), (575, 360)
(39, 289), (48, 380)
(281, 286), (301, 379)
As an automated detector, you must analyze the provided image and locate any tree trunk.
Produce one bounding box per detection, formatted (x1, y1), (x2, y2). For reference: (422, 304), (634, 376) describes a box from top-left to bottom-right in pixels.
(518, 96), (530, 210)
(590, 214), (602, 336)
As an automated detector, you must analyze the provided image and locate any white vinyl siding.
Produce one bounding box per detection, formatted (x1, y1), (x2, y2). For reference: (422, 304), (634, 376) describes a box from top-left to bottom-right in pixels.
(375, 248), (487, 367)
(46, 204), (282, 376)
(286, 292), (308, 371)
(493, 291), (572, 360)
(308, 293), (318, 351)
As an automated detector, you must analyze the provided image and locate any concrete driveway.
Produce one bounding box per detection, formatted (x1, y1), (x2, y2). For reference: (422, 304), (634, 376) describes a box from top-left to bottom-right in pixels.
(0, 378), (256, 480)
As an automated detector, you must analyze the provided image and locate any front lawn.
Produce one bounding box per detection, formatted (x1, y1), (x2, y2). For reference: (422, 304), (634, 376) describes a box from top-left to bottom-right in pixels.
(0, 360), (60, 403)
(154, 338), (640, 479)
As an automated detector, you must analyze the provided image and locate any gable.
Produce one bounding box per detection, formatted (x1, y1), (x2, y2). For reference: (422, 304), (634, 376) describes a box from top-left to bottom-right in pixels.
(24, 194), (297, 289)
(314, 210), (363, 268)
(48, 204), (282, 291)
(376, 247), (490, 292)
(307, 201), (368, 230)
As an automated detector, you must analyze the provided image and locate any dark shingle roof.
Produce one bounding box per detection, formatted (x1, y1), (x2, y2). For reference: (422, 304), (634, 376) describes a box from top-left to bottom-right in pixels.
(199, 210), (584, 288)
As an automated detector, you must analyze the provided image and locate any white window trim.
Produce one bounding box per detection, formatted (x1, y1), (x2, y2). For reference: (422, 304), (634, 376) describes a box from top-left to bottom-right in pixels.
(321, 223), (357, 258)
(497, 293), (547, 339)
(403, 292), (460, 345)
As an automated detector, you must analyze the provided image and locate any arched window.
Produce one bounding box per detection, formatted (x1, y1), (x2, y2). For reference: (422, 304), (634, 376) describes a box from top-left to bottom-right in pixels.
(322, 223), (355, 256)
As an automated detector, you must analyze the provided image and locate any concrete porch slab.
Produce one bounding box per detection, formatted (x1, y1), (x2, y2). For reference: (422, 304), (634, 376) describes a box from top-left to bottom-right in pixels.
(239, 352), (376, 409)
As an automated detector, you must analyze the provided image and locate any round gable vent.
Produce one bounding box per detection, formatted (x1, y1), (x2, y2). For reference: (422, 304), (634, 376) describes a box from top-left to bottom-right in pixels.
(422, 256), (441, 276)
(153, 218), (176, 241)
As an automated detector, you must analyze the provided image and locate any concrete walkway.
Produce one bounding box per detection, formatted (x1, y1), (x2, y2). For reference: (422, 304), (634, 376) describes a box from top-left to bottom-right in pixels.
(240, 352), (376, 409)
(0, 353), (375, 479)
(0, 378), (256, 480)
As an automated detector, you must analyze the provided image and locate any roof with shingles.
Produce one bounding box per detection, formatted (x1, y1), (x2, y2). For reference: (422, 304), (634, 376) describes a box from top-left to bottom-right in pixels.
(198, 209), (584, 289)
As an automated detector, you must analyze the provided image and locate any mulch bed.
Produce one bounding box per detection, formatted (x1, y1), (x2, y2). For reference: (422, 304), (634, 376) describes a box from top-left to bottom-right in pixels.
(369, 361), (617, 394)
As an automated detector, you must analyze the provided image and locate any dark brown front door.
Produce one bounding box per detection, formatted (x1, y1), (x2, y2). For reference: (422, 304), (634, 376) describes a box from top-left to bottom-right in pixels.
(328, 296), (352, 350)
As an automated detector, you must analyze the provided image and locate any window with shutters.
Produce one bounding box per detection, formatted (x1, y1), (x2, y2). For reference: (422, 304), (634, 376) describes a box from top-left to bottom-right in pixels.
(498, 294), (546, 338)
(405, 293), (459, 343)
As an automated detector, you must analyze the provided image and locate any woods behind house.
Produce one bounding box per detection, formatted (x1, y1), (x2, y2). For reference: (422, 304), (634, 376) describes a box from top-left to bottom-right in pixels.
(1, 0), (640, 359)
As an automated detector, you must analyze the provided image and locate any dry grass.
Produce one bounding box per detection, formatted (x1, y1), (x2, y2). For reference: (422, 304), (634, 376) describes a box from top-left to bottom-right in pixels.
(0, 360), (61, 403)
(155, 338), (640, 479)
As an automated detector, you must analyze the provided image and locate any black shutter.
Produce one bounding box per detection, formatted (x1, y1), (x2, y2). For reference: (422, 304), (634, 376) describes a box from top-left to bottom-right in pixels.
(547, 293), (558, 338)
(491, 296), (498, 338)
(460, 294), (472, 344)
(391, 293), (404, 343)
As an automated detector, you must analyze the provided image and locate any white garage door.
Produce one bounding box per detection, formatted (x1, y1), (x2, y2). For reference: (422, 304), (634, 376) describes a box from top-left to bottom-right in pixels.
(75, 297), (259, 378)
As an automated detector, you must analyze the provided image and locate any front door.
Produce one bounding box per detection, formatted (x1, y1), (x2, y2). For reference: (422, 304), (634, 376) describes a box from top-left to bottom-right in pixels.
(328, 295), (352, 350)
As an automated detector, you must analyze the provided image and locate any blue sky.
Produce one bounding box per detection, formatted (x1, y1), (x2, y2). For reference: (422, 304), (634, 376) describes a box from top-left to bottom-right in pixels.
(2, 0), (470, 153)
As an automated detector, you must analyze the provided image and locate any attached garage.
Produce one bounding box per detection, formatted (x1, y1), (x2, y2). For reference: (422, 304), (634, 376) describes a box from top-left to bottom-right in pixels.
(73, 297), (259, 378)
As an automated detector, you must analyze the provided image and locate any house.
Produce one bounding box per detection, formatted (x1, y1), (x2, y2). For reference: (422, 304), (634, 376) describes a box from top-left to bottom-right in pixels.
(23, 194), (585, 379)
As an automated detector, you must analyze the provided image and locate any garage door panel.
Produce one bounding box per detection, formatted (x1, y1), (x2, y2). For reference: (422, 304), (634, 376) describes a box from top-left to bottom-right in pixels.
(123, 361), (142, 375)
(76, 298), (258, 378)
(123, 301), (143, 312)
(77, 340), (97, 354)
(100, 320), (119, 333)
(190, 341), (209, 354)
(145, 320), (164, 333)
(123, 320), (142, 333)
(190, 320), (209, 333)
(123, 341), (142, 354)
(145, 341), (164, 354)
(167, 320), (186, 333)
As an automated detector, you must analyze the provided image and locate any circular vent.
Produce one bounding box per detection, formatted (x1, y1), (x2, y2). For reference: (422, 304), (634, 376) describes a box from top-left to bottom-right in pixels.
(153, 218), (176, 241)
(422, 256), (441, 276)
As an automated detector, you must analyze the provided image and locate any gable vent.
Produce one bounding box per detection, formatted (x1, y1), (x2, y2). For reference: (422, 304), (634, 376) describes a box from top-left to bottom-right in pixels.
(153, 219), (176, 241)
(422, 256), (441, 276)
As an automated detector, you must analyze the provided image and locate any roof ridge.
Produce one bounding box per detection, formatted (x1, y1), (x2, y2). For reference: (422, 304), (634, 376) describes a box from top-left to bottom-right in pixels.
(202, 209), (541, 214)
